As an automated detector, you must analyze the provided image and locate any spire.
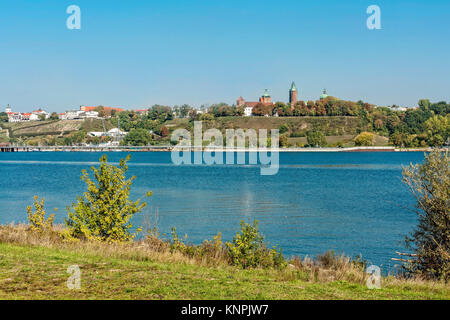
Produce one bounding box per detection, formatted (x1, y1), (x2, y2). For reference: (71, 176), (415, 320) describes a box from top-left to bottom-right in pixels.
(290, 82), (297, 91)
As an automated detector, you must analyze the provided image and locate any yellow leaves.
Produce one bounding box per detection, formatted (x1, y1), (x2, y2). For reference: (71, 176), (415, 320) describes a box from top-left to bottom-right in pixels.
(65, 155), (151, 243)
(27, 195), (55, 233)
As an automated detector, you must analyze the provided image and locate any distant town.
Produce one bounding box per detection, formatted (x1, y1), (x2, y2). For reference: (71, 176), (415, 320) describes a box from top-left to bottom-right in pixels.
(0, 82), (447, 150)
(3, 83), (410, 123)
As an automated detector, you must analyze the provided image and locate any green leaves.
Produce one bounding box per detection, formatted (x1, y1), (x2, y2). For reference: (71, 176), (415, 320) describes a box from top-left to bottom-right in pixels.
(225, 220), (285, 269)
(65, 155), (151, 243)
(402, 150), (450, 280)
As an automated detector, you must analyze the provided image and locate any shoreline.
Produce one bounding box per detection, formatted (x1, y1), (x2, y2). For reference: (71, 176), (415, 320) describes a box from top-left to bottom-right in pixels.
(1, 146), (446, 153)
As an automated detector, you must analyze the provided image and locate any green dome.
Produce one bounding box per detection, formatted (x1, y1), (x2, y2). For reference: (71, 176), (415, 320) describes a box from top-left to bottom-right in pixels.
(263, 89), (270, 97)
(320, 89), (328, 99)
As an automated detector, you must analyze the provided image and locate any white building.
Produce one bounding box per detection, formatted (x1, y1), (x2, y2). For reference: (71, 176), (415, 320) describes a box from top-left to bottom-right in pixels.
(84, 111), (99, 118)
(88, 128), (127, 138)
(64, 110), (99, 120)
(244, 106), (253, 117)
(7, 112), (22, 122)
(32, 109), (50, 120)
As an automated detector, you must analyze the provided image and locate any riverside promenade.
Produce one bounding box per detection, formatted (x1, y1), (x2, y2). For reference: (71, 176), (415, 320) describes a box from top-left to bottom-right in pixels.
(0, 145), (441, 153)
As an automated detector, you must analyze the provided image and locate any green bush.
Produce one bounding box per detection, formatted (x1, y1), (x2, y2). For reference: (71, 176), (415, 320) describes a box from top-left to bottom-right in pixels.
(402, 150), (450, 280)
(306, 131), (326, 147)
(225, 220), (286, 269)
(278, 124), (289, 134)
(64, 155), (152, 242)
(169, 227), (227, 263)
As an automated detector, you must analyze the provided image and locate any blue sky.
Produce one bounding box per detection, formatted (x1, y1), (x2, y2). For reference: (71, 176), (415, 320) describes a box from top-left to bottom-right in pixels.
(0, 0), (449, 112)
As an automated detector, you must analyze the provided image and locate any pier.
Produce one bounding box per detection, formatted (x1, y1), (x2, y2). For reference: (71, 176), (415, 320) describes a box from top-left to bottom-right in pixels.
(0, 145), (173, 152)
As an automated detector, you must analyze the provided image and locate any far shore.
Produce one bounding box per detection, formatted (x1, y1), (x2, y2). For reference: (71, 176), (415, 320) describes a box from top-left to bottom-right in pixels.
(1, 145), (447, 153)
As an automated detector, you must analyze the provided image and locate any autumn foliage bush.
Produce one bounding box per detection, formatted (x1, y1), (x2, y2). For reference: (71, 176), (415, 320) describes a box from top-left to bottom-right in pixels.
(64, 155), (152, 242)
(27, 195), (54, 233)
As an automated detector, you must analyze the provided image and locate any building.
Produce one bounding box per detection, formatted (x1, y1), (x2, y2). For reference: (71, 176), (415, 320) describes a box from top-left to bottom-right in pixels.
(5, 106), (50, 122)
(319, 89), (329, 100)
(7, 112), (22, 122)
(134, 109), (149, 115)
(63, 110), (99, 120)
(32, 109), (49, 120)
(289, 82), (298, 106)
(237, 89), (275, 116)
(80, 106), (124, 113)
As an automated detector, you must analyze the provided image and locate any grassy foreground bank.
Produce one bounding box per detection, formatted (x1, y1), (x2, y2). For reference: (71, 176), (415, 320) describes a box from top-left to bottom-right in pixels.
(0, 226), (448, 300)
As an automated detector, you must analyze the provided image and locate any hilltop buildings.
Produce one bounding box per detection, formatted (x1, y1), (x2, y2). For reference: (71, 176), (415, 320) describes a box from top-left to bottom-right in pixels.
(237, 89), (275, 116)
(237, 83), (329, 116)
(4, 105), (126, 122)
(5, 105), (49, 122)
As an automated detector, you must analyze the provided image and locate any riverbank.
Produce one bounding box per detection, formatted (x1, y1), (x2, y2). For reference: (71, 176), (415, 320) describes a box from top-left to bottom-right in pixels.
(0, 225), (448, 300)
(1, 145), (445, 153)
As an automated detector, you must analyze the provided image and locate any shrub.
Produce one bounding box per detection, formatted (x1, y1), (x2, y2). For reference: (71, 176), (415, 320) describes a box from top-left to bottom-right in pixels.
(121, 128), (152, 146)
(169, 227), (227, 264)
(402, 150), (450, 280)
(279, 134), (289, 147)
(64, 155), (152, 242)
(306, 131), (326, 147)
(278, 124), (289, 134)
(225, 220), (286, 269)
(354, 132), (375, 146)
(27, 195), (55, 233)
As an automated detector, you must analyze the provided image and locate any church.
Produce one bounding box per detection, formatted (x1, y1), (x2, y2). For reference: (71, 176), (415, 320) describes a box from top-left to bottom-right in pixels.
(237, 83), (328, 116)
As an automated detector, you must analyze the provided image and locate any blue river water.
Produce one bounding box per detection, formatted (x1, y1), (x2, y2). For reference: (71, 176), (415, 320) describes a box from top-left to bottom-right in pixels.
(0, 151), (424, 271)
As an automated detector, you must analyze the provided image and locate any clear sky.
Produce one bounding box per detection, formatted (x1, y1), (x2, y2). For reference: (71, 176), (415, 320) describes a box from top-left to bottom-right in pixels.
(0, 0), (449, 112)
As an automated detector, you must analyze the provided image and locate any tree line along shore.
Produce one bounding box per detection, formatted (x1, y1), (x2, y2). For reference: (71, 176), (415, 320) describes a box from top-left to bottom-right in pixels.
(0, 98), (448, 148)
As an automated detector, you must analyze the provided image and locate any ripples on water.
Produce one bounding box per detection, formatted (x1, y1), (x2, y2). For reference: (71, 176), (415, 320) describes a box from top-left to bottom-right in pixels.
(0, 151), (424, 271)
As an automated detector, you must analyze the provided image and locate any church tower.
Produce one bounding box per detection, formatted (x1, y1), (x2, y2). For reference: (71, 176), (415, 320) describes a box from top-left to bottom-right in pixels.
(259, 89), (272, 104)
(289, 82), (298, 105)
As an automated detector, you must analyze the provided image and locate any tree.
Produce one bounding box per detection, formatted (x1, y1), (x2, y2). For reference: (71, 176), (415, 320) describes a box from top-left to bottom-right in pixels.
(95, 106), (106, 118)
(306, 131), (326, 147)
(278, 124), (289, 134)
(0, 112), (9, 122)
(402, 151), (449, 280)
(354, 132), (375, 146)
(279, 134), (289, 147)
(65, 155), (152, 242)
(252, 103), (274, 116)
(424, 115), (449, 147)
(159, 126), (169, 137)
(121, 128), (152, 146)
(71, 130), (86, 145)
(49, 112), (59, 121)
(180, 104), (191, 118)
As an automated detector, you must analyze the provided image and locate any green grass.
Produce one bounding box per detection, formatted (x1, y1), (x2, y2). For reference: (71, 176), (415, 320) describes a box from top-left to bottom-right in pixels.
(0, 242), (448, 300)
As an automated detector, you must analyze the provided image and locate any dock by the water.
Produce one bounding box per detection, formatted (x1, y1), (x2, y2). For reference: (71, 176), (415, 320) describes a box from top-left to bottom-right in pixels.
(0, 145), (173, 152)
